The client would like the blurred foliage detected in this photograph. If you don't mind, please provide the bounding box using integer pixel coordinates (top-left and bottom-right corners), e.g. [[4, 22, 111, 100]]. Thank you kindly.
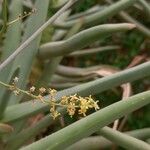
[[73, 0, 99, 13]]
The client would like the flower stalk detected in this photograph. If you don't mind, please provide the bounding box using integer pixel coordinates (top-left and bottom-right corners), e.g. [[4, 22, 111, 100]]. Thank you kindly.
[[0, 77, 100, 119]]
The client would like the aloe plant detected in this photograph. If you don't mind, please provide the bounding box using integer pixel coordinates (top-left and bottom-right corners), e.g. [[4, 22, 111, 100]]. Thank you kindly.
[[0, 0, 149, 149]]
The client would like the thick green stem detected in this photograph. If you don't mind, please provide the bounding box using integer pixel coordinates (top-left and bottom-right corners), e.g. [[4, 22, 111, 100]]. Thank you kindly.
[[98, 127, 150, 150], [67, 45, 120, 57], [67, 128, 150, 150], [106, 0, 150, 37], [7, 0, 50, 105], [139, 0, 150, 18], [56, 65, 117, 77], [37, 21, 82, 87], [0, 0, 78, 72], [53, 0, 138, 29], [120, 12, 150, 37], [0, 0, 22, 117], [1, 61, 150, 123], [21, 91, 150, 150]]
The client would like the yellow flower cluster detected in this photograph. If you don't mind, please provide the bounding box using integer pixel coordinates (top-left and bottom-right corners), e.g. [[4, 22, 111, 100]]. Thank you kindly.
[[0, 77, 100, 119], [7, 8, 37, 26], [60, 94, 100, 118]]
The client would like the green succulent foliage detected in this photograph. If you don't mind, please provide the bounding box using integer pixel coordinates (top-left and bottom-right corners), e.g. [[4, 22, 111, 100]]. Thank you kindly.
[[0, 0, 149, 149]]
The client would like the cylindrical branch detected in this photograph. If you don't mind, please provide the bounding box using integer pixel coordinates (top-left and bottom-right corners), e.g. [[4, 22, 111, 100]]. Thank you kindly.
[[39, 23, 135, 59], [67, 5, 103, 21], [0, 0, 78, 72], [106, 0, 150, 37], [97, 127, 150, 150], [67, 128, 150, 150], [21, 90, 150, 150], [51, 10, 71, 41], [120, 12, 150, 37], [2, 61, 150, 124], [49, 82, 79, 90], [0, 0, 22, 118], [53, 0, 138, 29], [51, 74, 97, 83], [67, 45, 120, 57], [56, 64, 119, 77], [52, 0, 69, 9], [139, 0, 150, 18], [56, 65, 93, 77]]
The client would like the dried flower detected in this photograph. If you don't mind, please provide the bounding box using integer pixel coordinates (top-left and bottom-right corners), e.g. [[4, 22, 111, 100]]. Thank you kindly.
[[39, 87, 46, 94], [30, 86, 36, 93], [13, 77, 19, 84], [49, 88, 57, 97]]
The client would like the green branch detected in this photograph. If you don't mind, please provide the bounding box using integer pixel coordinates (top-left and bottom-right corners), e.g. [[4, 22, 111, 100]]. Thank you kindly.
[[39, 23, 135, 59], [21, 91, 150, 150]]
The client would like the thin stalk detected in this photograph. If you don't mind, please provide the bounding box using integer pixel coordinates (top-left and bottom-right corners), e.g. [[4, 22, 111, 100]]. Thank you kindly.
[[67, 46, 120, 57], [53, 0, 139, 29], [139, 0, 150, 17], [106, 0, 150, 37], [36, 21, 82, 88]]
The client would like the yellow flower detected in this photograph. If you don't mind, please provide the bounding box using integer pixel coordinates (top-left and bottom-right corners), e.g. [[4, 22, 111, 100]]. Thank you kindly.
[[69, 94, 78, 103], [67, 102, 76, 117], [50, 106, 60, 119], [60, 96, 69, 105], [50, 110, 60, 119], [79, 97, 90, 109], [91, 100, 100, 111], [86, 95, 100, 110], [78, 106, 87, 116], [49, 88, 57, 97]]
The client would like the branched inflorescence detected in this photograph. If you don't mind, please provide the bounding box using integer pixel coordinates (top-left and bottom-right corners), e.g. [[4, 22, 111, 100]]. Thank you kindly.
[[7, 8, 37, 26], [0, 77, 100, 119]]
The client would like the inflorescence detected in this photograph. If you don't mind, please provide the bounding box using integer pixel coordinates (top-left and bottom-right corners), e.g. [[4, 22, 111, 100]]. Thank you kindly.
[[0, 77, 100, 119], [7, 8, 37, 26]]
